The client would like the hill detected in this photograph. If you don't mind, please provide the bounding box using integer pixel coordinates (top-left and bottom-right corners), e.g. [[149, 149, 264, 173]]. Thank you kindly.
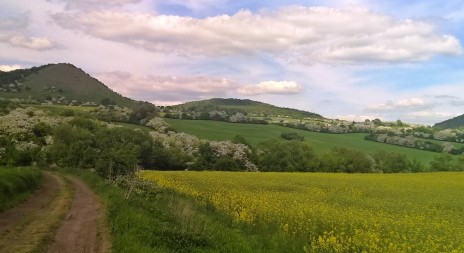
[[172, 98, 323, 118], [434, 114, 464, 129], [0, 63, 137, 108]]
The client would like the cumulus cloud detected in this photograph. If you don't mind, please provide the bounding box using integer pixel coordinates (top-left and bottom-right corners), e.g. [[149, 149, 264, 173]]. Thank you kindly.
[[95, 71, 237, 103], [407, 111, 456, 119], [50, 0, 141, 10], [237, 81, 303, 95], [0, 64, 22, 72], [0, 13, 57, 50], [365, 98, 435, 112], [51, 7, 462, 64]]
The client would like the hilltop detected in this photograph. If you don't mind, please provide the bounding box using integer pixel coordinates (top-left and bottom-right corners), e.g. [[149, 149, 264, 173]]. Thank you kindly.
[[434, 114, 464, 129], [0, 63, 136, 108], [171, 98, 323, 119]]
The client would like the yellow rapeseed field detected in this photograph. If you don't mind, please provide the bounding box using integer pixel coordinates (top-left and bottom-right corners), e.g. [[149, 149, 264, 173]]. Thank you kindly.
[[139, 171, 464, 253]]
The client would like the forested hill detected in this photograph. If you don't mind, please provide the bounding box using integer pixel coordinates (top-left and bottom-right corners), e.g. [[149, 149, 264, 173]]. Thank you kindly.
[[0, 63, 137, 108], [173, 98, 323, 118], [434, 114, 464, 129]]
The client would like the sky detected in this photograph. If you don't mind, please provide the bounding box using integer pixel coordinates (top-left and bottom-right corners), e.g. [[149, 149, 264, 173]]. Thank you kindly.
[[1, 0, 463, 125]]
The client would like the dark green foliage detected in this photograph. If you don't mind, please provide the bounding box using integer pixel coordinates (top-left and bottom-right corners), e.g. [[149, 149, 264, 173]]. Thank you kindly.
[[32, 122, 52, 137], [372, 151, 410, 173], [60, 109, 75, 117], [0, 99, 16, 115], [100, 97, 115, 106], [321, 147, 374, 173], [129, 102, 159, 124], [232, 135, 252, 148], [0, 167, 42, 212], [257, 140, 319, 172], [429, 154, 464, 171], [281, 132, 304, 141], [50, 124, 96, 168], [94, 128, 147, 179]]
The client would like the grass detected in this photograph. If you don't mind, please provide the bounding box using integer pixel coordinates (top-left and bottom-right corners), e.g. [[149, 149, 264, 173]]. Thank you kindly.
[[60, 168, 269, 253], [141, 171, 464, 253], [165, 119, 440, 164], [0, 167, 42, 212]]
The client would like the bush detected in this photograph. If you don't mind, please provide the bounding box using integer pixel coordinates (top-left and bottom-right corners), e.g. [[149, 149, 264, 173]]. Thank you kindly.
[[281, 132, 304, 141], [257, 140, 319, 172], [321, 147, 375, 173]]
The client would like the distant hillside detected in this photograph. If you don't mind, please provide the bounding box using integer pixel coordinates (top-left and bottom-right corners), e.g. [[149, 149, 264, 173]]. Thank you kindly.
[[173, 98, 323, 118], [0, 63, 137, 108], [434, 114, 464, 129]]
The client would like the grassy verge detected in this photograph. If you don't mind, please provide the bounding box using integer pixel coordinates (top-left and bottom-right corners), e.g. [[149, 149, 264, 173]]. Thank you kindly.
[[0, 167, 43, 212], [59, 168, 270, 253]]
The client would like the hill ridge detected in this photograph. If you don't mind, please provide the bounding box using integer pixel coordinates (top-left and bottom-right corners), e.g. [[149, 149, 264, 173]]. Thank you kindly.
[[434, 114, 464, 129], [173, 98, 323, 119], [0, 63, 137, 108]]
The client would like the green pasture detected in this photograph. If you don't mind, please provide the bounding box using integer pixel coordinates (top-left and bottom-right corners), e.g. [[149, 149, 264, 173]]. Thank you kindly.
[[165, 119, 437, 164]]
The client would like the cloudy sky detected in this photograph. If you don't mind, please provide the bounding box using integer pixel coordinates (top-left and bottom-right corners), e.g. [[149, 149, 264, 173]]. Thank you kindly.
[[1, 0, 464, 124]]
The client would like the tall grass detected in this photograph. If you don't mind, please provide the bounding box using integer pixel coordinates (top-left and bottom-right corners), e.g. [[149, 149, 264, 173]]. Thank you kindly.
[[0, 167, 42, 212]]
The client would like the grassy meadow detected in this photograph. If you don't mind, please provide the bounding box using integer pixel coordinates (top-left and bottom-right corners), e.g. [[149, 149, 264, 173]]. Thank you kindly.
[[140, 171, 464, 253], [0, 167, 42, 212], [165, 119, 438, 164]]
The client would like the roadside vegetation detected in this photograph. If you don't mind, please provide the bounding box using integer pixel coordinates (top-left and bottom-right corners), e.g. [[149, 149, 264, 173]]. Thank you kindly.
[[0, 167, 42, 212], [62, 168, 266, 253]]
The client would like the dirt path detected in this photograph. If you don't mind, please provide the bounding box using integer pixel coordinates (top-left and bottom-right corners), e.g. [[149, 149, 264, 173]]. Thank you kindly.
[[46, 176, 111, 253], [0, 172, 111, 253], [0, 172, 71, 253]]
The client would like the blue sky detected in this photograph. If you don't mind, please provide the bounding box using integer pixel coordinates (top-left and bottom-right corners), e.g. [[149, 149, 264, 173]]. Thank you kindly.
[[0, 0, 463, 124]]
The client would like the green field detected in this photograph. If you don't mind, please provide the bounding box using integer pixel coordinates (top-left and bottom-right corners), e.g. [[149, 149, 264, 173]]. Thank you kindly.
[[141, 171, 464, 253], [0, 167, 42, 212], [165, 119, 438, 164]]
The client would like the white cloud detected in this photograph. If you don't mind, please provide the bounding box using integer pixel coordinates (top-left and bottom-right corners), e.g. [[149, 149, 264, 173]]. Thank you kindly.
[[3, 34, 56, 50], [407, 111, 456, 119], [0, 64, 22, 72], [237, 81, 302, 95], [50, 0, 141, 10], [0, 12, 57, 50], [365, 97, 435, 112], [95, 71, 237, 103], [51, 6, 462, 64]]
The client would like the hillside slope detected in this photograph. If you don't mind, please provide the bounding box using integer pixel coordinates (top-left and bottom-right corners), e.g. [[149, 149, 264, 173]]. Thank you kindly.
[[434, 114, 464, 129], [0, 63, 136, 108], [173, 98, 323, 118]]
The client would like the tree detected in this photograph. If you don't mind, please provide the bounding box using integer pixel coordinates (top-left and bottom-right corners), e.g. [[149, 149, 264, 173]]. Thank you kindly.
[[129, 102, 158, 124], [257, 140, 319, 172], [373, 151, 410, 173], [429, 154, 462, 171], [321, 147, 375, 173]]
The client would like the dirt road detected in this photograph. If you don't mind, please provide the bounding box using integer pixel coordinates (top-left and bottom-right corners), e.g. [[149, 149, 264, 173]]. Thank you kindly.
[[47, 176, 111, 253], [0, 172, 110, 253]]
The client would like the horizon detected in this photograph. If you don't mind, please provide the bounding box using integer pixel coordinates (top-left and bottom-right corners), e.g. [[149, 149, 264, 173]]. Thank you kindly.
[[1, 0, 463, 125]]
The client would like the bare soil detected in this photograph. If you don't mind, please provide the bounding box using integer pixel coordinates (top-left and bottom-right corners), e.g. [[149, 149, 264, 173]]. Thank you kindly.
[[46, 176, 111, 253], [0, 172, 110, 253]]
